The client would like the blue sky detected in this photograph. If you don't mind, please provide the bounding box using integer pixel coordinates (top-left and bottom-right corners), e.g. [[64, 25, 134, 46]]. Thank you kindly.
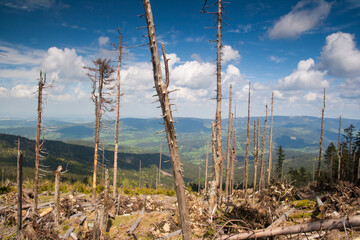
[[0, 0, 360, 120]]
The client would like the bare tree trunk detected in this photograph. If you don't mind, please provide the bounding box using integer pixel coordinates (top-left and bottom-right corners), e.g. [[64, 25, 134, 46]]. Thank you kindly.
[[102, 141, 105, 182], [267, 92, 274, 185], [113, 32, 122, 199], [219, 215, 360, 240], [17, 138, 23, 239], [209, 122, 219, 212], [252, 119, 259, 203], [209, 0, 224, 215], [139, 160, 141, 188], [142, 1, 192, 238], [205, 141, 209, 191], [337, 116, 342, 181], [225, 84, 232, 199], [54, 166, 62, 227], [244, 81, 250, 195], [230, 106, 237, 196], [259, 105, 268, 191], [317, 88, 325, 180], [34, 71, 45, 211], [92, 95, 100, 202], [158, 143, 162, 188], [198, 165, 201, 193]]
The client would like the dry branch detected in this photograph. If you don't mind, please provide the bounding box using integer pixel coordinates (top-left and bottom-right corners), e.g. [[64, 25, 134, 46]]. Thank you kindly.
[[219, 215, 360, 240], [127, 208, 145, 235]]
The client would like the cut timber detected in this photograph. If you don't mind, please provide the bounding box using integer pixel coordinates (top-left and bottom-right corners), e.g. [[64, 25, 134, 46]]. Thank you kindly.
[[218, 215, 360, 240], [39, 207, 53, 217], [127, 208, 145, 235], [267, 208, 295, 229]]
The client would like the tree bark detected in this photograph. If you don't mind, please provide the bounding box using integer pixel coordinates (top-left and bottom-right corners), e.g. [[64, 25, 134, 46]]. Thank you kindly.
[[225, 84, 232, 199], [230, 106, 236, 196], [17, 138, 23, 239], [317, 88, 325, 180], [205, 141, 209, 191], [218, 215, 360, 240], [54, 166, 62, 227], [34, 71, 45, 211], [267, 92, 274, 185], [252, 119, 259, 203], [337, 116, 342, 182], [113, 32, 122, 199], [259, 105, 268, 191], [142, 1, 192, 238], [244, 81, 250, 195]]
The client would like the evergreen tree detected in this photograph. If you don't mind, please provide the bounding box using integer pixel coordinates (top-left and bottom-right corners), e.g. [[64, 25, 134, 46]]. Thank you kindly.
[[324, 143, 338, 180], [276, 145, 285, 180]]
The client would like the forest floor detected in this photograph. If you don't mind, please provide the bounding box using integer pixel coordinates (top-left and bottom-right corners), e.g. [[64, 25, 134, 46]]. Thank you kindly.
[[0, 181, 360, 239]]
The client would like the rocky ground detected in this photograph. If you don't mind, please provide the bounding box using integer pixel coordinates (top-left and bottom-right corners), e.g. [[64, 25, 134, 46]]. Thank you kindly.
[[0, 181, 360, 239]]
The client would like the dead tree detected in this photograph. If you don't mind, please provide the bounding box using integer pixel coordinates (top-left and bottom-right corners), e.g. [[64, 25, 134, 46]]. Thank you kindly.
[[33, 71, 54, 211], [16, 138, 23, 239], [204, 141, 209, 191], [158, 143, 162, 188], [336, 117, 342, 181], [259, 105, 268, 191], [198, 164, 201, 193], [267, 92, 274, 185], [225, 84, 233, 199], [142, 1, 192, 238], [252, 119, 259, 203], [113, 30, 123, 199], [54, 165, 62, 227], [230, 107, 236, 195], [202, 0, 224, 216], [244, 81, 250, 194], [317, 88, 326, 180], [85, 58, 115, 202], [139, 159, 141, 188]]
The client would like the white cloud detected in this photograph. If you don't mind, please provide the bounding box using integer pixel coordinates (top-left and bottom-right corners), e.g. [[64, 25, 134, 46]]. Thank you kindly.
[[0, 45, 45, 65], [269, 55, 286, 63], [304, 92, 318, 101], [2, 0, 56, 10], [185, 36, 205, 43], [98, 36, 110, 47], [223, 64, 242, 85], [11, 84, 37, 98], [0, 87, 9, 97], [268, 0, 331, 39], [222, 45, 241, 64], [41, 47, 86, 83], [277, 58, 329, 90], [320, 32, 360, 78], [273, 90, 284, 99]]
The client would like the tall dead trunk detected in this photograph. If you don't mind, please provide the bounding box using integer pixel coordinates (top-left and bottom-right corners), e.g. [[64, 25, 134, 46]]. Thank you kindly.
[[259, 105, 268, 191], [92, 94, 100, 202], [209, 121, 219, 212], [244, 81, 250, 194], [102, 141, 105, 182], [17, 138, 23, 239], [317, 88, 325, 180], [225, 84, 233, 199], [204, 141, 209, 191], [34, 71, 46, 211], [337, 116, 342, 181], [139, 159, 141, 188], [267, 92, 274, 185], [113, 32, 122, 199], [54, 166, 62, 227], [158, 143, 162, 188], [252, 119, 259, 203], [198, 164, 201, 193], [230, 107, 236, 196], [142, 1, 192, 238]]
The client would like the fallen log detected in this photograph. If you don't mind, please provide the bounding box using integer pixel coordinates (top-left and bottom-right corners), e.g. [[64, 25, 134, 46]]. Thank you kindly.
[[158, 229, 182, 239], [267, 208, 295, 229], [127, 208, 145, 235], [63, 226, 75, 239], [219, 215, 360, 240]]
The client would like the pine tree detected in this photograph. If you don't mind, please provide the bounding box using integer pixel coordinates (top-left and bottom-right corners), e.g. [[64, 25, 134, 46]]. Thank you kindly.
[[276, 145, 285, 180]]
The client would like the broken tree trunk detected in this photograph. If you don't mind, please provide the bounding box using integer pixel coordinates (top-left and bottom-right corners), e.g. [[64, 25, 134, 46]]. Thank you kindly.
[[218, 215, 360, 240], [159, 143, 162, 188], [17, 138, 23, 239], [113, 30, 122, 199], [252, 119, 259, 203], [267, 208, 295, 229], [230, 106, 236, 196], [267, 92, 274, 185], [139, 159, 141, 188], [259, 105, 268, 191], [34, 71, 46, 211], [205, 141, 209, 191], [142, 1, 192, 238], [225, 84, 233, 199], [54, 166, 62, 227], [317, 88, 325, 180], [244, 81, 250, 195]]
